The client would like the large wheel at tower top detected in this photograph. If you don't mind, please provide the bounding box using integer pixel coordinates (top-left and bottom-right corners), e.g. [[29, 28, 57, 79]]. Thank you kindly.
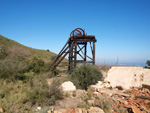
[[70, 28, 85, 37]]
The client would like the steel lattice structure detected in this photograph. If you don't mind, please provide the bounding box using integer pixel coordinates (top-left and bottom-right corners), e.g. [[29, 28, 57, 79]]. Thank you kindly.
[[52, 28, 97, 71]]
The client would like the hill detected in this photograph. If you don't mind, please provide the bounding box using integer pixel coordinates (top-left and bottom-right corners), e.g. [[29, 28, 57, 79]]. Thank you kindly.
[[0, 35, 56, 62]]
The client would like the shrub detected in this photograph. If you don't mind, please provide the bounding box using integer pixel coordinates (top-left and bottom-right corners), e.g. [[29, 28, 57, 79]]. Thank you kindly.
[[8, 46, 30, 58], [0, 58, 26, 80], [0, 80, 32, 113], [71, 64, 103, 90], [26, 57, 52, 74], [0, 48, 8, 60], [94, 94, 113, 113], [51, 55, 57, 61], [147, 60, 150, 66], [0, 74, 64, 112], [27, 75, 63, 106]]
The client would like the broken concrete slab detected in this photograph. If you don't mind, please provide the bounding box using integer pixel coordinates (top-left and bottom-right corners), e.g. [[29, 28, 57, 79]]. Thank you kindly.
[[105, 66, 150, 89]]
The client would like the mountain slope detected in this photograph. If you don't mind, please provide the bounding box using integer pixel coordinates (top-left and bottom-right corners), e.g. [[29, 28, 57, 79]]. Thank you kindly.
[[0, 35, 56, 62]]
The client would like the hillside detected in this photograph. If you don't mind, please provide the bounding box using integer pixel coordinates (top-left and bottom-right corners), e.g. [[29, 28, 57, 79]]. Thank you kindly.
[[0, 35, 56, 62]]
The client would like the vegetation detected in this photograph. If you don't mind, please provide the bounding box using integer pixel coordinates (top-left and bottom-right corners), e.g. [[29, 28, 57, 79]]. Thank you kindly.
[[94, 94, 113, 113], [0, 35, 57, 62], [0, 57, 63, 112], [0, 35, 64, 112], [70, 64, 103, 90], [0, 74, 63, 112], [0, 35, 108, 112], [147, 60, 150, 66], [0, 58, 26, 80]]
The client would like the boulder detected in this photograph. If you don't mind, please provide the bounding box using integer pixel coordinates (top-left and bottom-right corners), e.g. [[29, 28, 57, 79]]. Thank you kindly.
[[105, 67, 150, 89], [61, 81, 76, 92], [88, 107, 104, 113], [87, 100, 95, 105], [0, 108, 3, 112], [75, 108, 82, 113]]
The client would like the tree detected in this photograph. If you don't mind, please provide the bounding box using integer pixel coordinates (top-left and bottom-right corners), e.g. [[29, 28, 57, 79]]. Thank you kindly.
[[147, 60, 150, 66]]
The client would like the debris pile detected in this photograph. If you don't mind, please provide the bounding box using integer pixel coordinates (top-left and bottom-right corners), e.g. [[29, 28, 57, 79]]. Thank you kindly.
[[90, 83, 150, 113], [121, 88, 150, 113]]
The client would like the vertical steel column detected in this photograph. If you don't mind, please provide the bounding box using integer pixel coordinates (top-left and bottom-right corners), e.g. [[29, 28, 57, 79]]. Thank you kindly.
[[68, 40, 73, 71], [84, 42, 87, 61], [74, 41, 77, 67], [93, 42, 95, 65]]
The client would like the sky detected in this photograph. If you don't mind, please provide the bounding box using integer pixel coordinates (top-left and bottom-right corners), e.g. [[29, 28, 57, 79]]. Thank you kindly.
[[0, 0, 150, 65]]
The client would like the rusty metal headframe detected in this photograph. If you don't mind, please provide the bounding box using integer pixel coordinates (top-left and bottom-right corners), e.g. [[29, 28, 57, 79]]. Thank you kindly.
[[51, 28, 97, 72], [70, 28, 85, 37]]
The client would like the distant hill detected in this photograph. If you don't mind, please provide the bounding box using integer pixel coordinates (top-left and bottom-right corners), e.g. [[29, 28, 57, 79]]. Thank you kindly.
[[0, 35, 57, 62]]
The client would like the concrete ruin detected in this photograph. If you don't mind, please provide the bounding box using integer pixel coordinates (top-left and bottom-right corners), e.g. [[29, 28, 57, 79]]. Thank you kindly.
[[105, 66, 150, 89]]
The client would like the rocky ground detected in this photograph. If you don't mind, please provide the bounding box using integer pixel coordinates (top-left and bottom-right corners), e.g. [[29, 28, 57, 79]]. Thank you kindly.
[[1, 66, 150, 113], [35, 66, 150, 113], [31, 84, 150, 113]]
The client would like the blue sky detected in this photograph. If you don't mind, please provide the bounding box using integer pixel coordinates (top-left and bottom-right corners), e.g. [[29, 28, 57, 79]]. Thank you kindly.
[[0, 0, 150, 65]]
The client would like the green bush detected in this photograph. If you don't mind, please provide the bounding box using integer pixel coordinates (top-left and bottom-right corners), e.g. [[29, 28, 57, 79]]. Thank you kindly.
[[147, 60, 150, 66], [0, 74, 64, 112], [27, 75, 63, 106], [71, 64, 103, 90], [50, 55, 57, 61], [0, 80, 32, 113], [0, 58, 26, 80], [94, 94, 113, 113], [0, 48, 8, 60], [26, 57, 52, 74]]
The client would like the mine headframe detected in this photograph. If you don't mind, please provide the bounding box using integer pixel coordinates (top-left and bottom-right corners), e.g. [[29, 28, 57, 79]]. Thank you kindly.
[[51, 28, 97, 72]]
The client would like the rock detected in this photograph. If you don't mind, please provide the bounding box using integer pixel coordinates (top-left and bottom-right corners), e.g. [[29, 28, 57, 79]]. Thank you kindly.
[[75, 108, 82, 113], [66, 108, 75, 113], [106, 66, 150, 89], [54, 109, 66, 113], [90, 81, 111, 91], [47, 110, 51, 113], [0, 108, 3, 112], [131, 105, 142, 113], [88, 107, 104, 113], [54, 111, 57, 113], [87, 100, 95, 105], [35, 106, 41, 111], [82, 108, 87, 113], [93, 91, 100, 97], [95, 88, 129, 97], [144, 100, 150, 104], [54, 98, 82, 110], [61, 81, 76, 92]]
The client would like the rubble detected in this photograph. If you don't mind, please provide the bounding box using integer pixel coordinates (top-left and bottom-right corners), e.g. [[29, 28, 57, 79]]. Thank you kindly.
[[111, 88, 150, 112], [90, 81, 111, 89], [89, 79, 150, 113]]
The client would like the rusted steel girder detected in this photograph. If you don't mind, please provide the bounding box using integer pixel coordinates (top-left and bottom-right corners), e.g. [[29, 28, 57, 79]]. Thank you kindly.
[[51, 28, 97, 72]]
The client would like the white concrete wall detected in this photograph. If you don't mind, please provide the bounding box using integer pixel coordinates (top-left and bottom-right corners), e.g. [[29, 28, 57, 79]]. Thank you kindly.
[[105, 67, 150, 89]]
